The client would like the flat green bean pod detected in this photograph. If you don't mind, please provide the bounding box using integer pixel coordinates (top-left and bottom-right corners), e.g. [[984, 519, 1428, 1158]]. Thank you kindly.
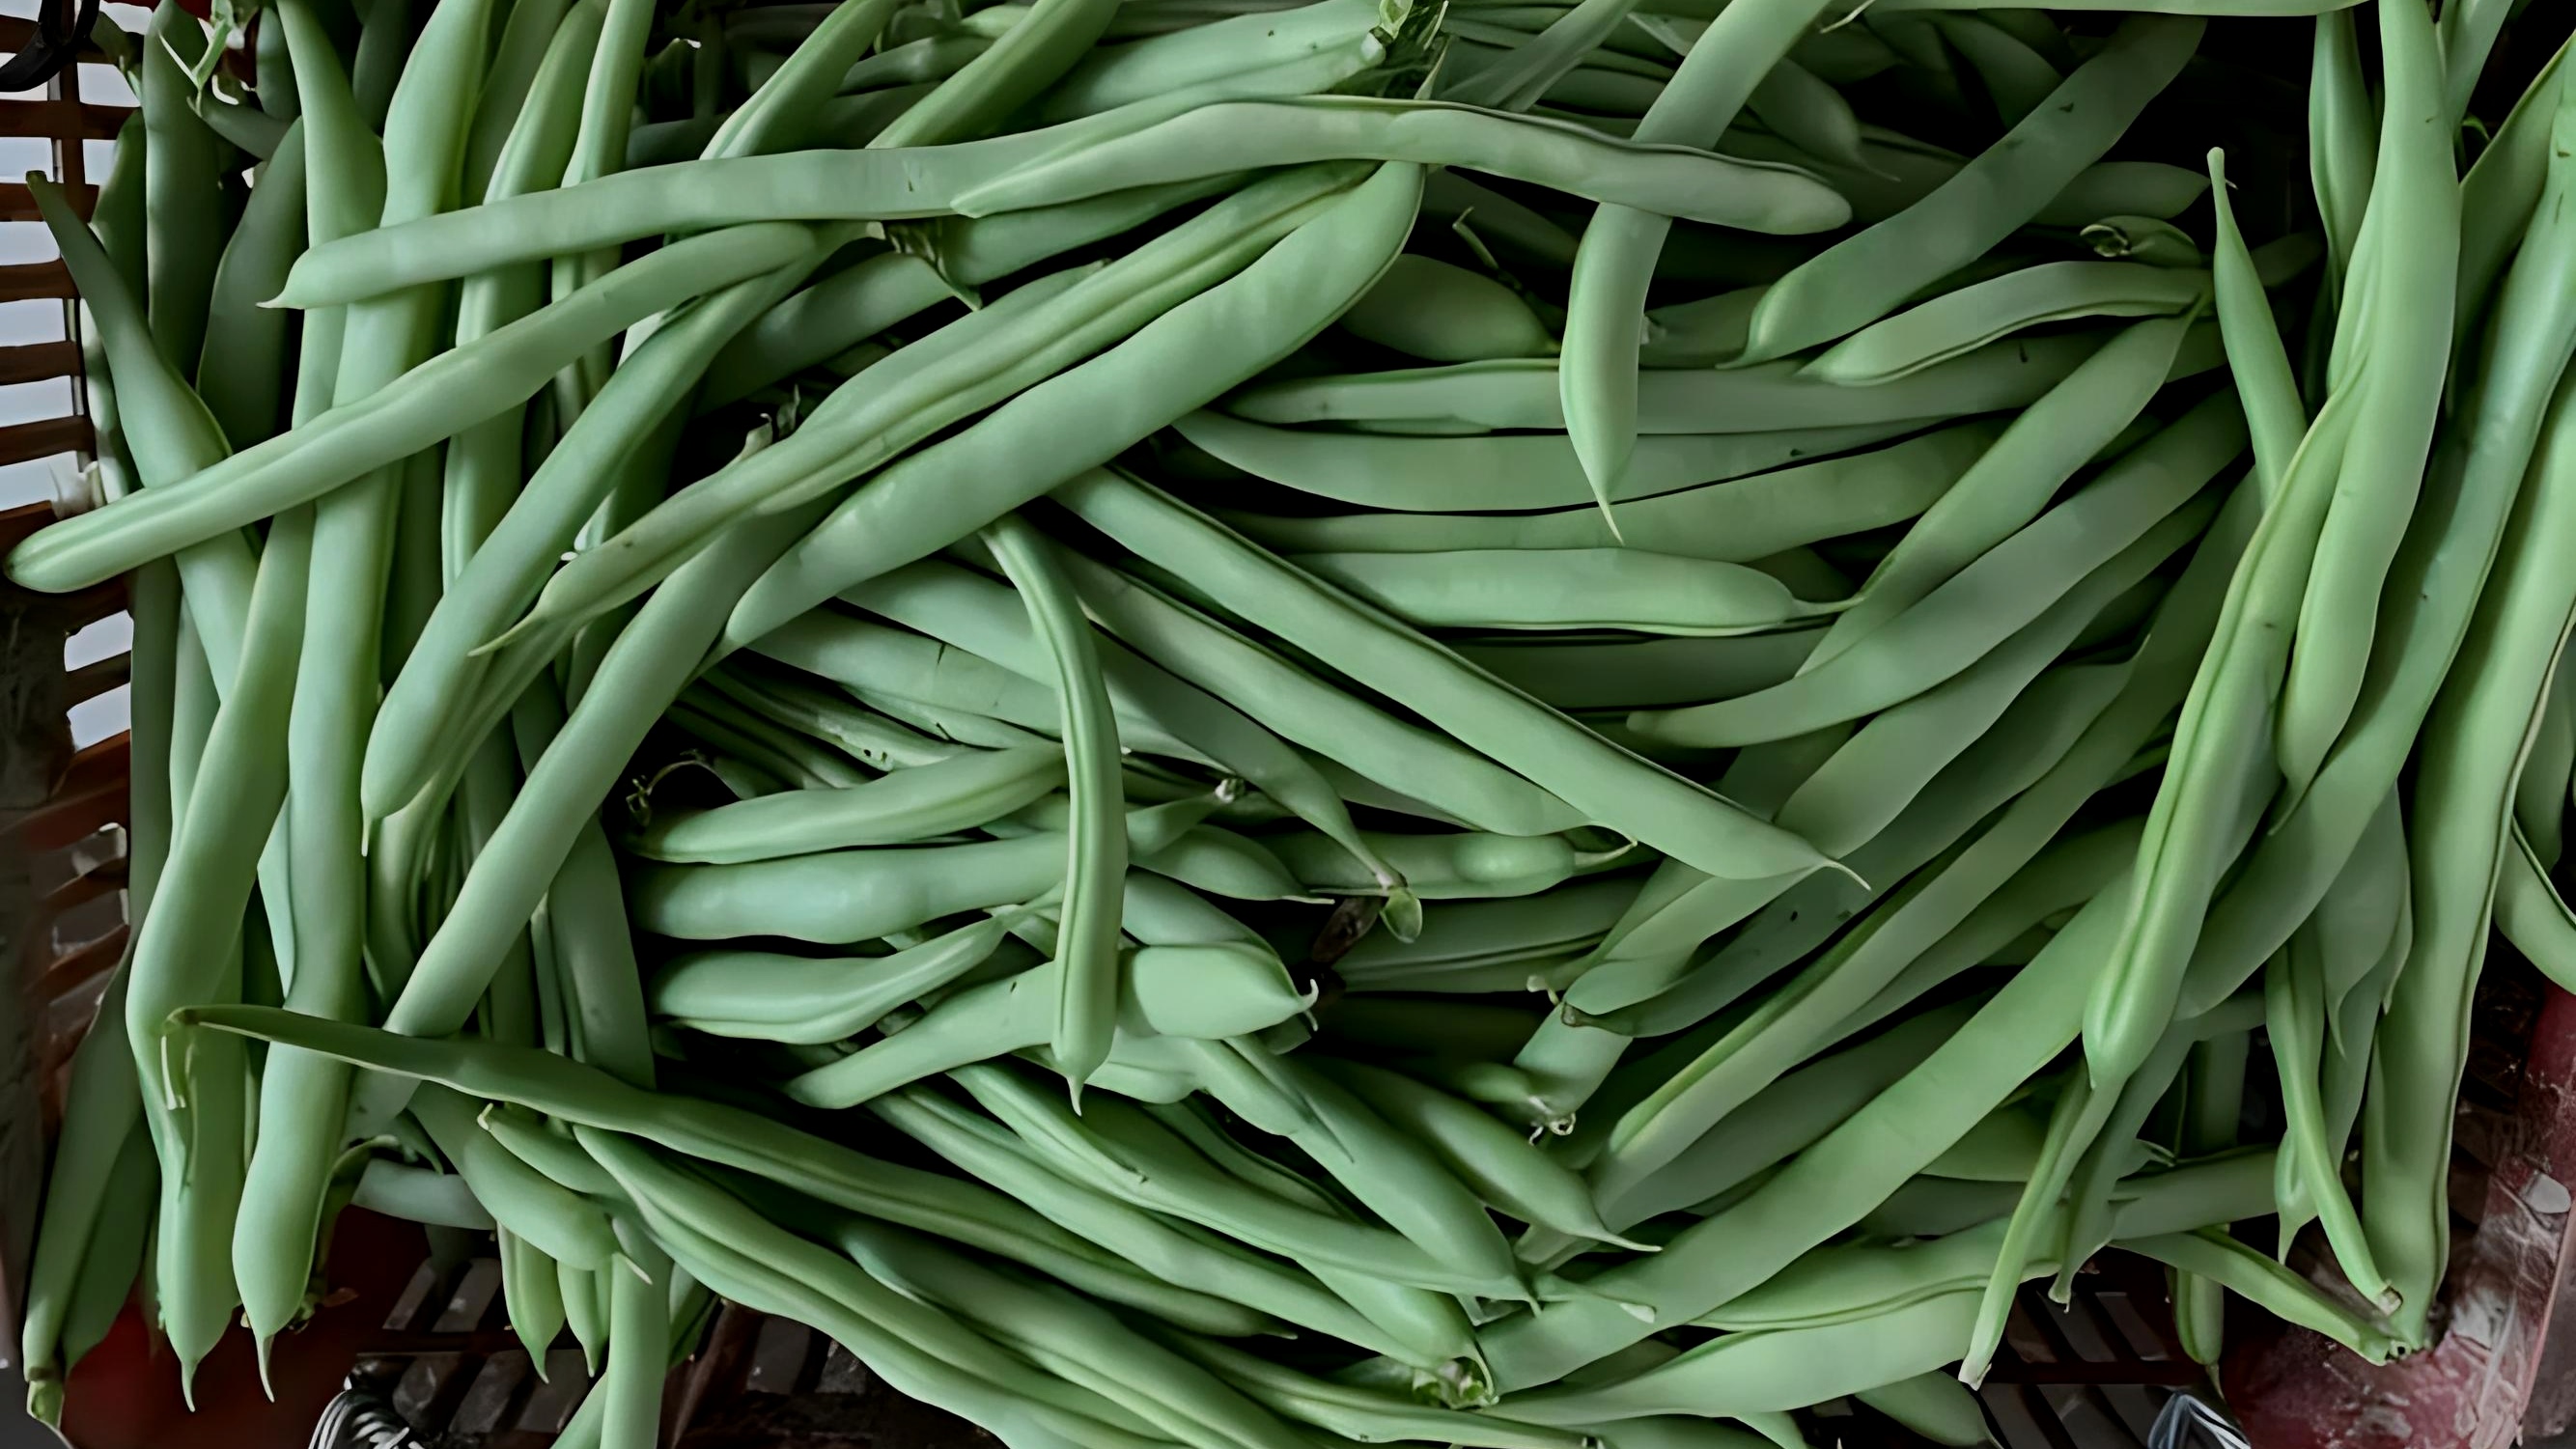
[[1473, 879, 2126, 1390], [1340, 255, 1557, 362], [1492, 1291, 1979, 1423], [1293, 548, 1840, 635], [1739, 16, 2204, 364], [651, 914, 1032, 1044], [1231, 329, 2118, 432], [629, 746, 1067, 863], [1632, 394, 2245, 745], [1455, 633, 1819, 711], [1804, 261, 2207, 386], [1175, 409, 1937, 512], [1060, 472, 1825, 882], [1225, 424, 1984, 563], [956, 98, 1849, 233]]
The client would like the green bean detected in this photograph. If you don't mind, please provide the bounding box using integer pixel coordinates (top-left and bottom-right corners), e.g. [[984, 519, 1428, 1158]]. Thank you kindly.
[[633, 797, 1210, 942], [581, 1129, 1165, 1449], [351, 1159, 497, 1230], [813, 1208, 1315, 1449], [1933, 13, 2058, 122], [784, 939, 1309, 1106], [1596, 997, 1975, 1237], [194, 125, 307, 453], [2169, 76, 2576, 1025], [2520, 663, 2573, 866], [1316, 1058, 1641, 1246], [1806, 262, 2205, 386], [1268, 829, 1626, 901], [630, 745, 1063, 861], [1233, 329, 2127, 432], [1475, 873, 2128, 1389], [195, 1001, 1274, 1335], [670, 686, 872, 791], [2263, 938, 2390, 1304], [2308, 10, 2373, 293], [54, 1125, 154, 1385], [991, 516, 1126, 1096], [751, 612, 1081, 744], [442, 0, 607, 583], [2125, 1230, 2394, 1362], [2499, 824, 2576, 993], [1498, 1291, 1979, 1423], [1453, 632, 1821, 711], [1060, 472, 1827, 882], [2205, 151, 2306, 508], [559, 1263, 605, 1375], [871, 0, 1119, 148], [2369, 371, 2576, 1343], [124, 498, 309, 1388], [1341, 255, 1555, 362], [1336, 879, 1637, 987], [411, 1085, 622, 1269], [524, 170, 1370, 638], [1421, 170, 1581, 266], [141, 2, 224, 377], [2277, 0, 2458, 801], [498, 1227, 568, 1374], [653, 914, 1031, 1043], [18, 965, 144, 1421], [960, 1063, 1523, 1296], [1175, 408, 1933, 512], [20, 181, 258, 686], [1741, 17, 2203, 364], [597, 1228, 671, 1449], [1049, 0, 1388, 118], [707, 662, 970, 768], [1579, 660, 2130, 1047], [1442, 0, 1644, 113], [956, 99, 1846, 233], [850, 560, 1406, 895], [1294, 547, 1838, 635], [1802, 320, 2195, 677], [2455, 40, 2568, 359], [460, 0, 579, 199], [1632, 394, 2244, 745], [8, 218, 812, 605], [699, 250, 948, 407], [2081, 395, 2366, 1095]]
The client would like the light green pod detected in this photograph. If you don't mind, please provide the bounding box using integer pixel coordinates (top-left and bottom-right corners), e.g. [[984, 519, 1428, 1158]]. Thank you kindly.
[[650, 913, 1032, 1043], [627, 744, 1066, 862], [1292, 548, 1839, 635], [1804, 262, 2207, 385], [1341, 254, 1556, 361]]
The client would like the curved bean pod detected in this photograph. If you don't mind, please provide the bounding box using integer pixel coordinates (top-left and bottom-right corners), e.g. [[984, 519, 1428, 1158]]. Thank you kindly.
[[1174, 408, 1932, 512], [1805, 262, 2205, 386], [1743, 15, 2202, 366], [2277, 0, 2458, 800], [956, 98, 1849, 233], [1632, 393, 2245, 745], [1057, 471, 1825, 881], [652, 914, 1031, 1043], [630, 745, 1066, 862], [1291, 547, 1836, 635]]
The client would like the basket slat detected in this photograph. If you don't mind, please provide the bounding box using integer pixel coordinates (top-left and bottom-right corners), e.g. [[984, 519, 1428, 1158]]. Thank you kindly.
[[0, 99, 126, 141], [0, 339, 85, 386], [0, 414, 93, 466], [0, 261, 78, 304]]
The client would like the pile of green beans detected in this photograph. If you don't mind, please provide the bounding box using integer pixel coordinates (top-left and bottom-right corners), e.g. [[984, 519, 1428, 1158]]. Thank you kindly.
[[19, 0, 2576, 1441]]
